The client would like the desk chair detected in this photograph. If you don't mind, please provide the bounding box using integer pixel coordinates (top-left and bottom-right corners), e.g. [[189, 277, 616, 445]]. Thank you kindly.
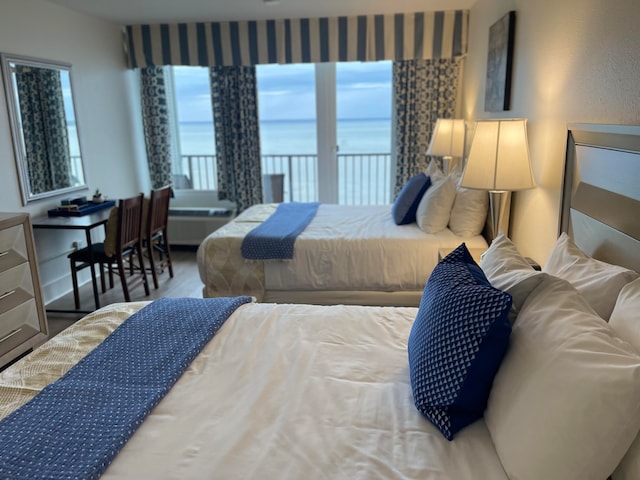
[[145, 185, 174, 289], [68, 194, 150, 309]]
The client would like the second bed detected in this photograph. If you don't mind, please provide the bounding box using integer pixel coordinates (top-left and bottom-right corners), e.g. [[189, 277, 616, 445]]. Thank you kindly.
[[197, 203, 488, 306]]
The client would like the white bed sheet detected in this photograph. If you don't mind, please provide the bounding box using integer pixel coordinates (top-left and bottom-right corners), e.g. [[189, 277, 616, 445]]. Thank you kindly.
[[197, 204, 488, 303], [265, 204, 488, 291], [0, 301, 507, 479]]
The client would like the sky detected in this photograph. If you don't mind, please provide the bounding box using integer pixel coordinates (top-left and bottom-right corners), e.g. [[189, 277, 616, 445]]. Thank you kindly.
[[172, 61, 392, 123]]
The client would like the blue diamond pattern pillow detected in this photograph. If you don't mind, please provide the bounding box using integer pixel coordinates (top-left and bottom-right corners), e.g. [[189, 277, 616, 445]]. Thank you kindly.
[[392, 173, 431, 225], [408, 243, 512, 440]]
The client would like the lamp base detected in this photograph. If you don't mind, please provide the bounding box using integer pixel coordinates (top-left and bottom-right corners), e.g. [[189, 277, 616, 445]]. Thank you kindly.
[[488, 191, 512, 240]]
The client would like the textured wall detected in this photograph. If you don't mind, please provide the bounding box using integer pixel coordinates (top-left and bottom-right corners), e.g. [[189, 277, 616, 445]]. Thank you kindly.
[[0, 0, 146, 301], [462, 0, 640, 263]]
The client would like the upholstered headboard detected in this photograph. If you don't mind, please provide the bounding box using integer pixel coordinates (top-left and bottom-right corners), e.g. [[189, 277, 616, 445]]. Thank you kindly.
[[560, 123, 640, 272]]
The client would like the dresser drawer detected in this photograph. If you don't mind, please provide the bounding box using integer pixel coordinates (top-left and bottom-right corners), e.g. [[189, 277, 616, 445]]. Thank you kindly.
[[0, 213, 47, 369], [0, 263, 35, 315], [0, 224, 28, 274], [0, 300, 41, 358]]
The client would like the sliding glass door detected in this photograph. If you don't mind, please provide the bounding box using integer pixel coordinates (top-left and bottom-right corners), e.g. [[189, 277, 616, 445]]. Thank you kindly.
[[256, 61, 392, 204], [256, 63, 318, 202], [167, 61, 392, 203], [336, 61, 392, 205]]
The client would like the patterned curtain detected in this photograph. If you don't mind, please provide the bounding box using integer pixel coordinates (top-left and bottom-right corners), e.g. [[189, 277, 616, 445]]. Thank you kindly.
[[210, 66, 262, 212], [393, 58, 462, 196], [14, 66, 71, 194], [140, 67, 173, 188]]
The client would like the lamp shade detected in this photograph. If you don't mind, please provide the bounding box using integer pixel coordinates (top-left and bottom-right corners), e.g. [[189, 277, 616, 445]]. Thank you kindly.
[[461, 119, 535, 191], [426, 119, 466, 158]]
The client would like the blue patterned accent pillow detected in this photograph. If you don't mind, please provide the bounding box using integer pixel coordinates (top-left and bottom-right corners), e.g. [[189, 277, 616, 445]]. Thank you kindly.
[[392, 173, 431, 225], [408, 243, 512, 440]]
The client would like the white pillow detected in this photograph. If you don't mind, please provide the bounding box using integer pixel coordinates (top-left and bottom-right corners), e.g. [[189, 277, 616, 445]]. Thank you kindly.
[[480, 232, 546, 322], [448, 186, 488, 237], [415, 175, 456, 234], [485, 274, 640, 480], [543, 233, 639, 320], [609, 278, 640, 353], [609, 278, 640, 480]]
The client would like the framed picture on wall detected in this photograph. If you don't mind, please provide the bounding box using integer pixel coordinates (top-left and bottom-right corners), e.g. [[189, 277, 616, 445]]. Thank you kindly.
[[484, 11, 516, 112]]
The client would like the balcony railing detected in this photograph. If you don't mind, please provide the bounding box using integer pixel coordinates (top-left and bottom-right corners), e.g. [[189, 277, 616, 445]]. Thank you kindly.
[[175, 153, 393, 205]]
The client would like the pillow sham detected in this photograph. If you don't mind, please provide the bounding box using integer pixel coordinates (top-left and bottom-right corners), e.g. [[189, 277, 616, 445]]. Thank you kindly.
[[485, 274, 640, 480], [391, 173, 432, 225], [543, 233, 639, 320], [609, 279, 640, 480], [448, 186, 488, 237], [480, 232, 546, 323], [415, 175, 456, 234], [609, 278, 640, 353], [408, 243, 512, 440]]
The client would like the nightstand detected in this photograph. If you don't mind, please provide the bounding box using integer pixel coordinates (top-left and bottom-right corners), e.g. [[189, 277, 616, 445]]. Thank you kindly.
[[438, 247, 486, 265]]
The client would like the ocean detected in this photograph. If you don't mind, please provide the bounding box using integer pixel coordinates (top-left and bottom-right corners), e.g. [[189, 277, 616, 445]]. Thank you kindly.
[[178, 118, 391, 155], [178, 118, 393, 204]]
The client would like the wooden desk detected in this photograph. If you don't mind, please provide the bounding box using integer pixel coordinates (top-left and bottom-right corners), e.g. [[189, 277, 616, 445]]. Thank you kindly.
[[31, 209, 111, 312]]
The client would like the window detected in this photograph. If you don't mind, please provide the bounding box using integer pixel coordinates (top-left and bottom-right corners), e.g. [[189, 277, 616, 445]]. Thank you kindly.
[[336, 61, 392, 204], [167, 61, 393, 203], [170, 66, 216, 190], [256, 61, 392, 204]]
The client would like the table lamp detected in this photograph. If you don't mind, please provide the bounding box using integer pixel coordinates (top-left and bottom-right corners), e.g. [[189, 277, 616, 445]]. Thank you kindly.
[[460, 118, 535, 238], [426, 119, 466, 173]]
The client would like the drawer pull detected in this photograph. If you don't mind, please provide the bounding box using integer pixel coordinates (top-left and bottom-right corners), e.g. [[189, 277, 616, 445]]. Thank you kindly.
[[0, 290, 16, 301], [0, 251, 8, 258], [0, 328, 22, 344]]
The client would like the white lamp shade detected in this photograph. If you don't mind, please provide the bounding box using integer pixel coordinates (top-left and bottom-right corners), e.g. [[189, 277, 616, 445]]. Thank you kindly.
[[426, 119, 466, 158], [461, 119, 536, 191]]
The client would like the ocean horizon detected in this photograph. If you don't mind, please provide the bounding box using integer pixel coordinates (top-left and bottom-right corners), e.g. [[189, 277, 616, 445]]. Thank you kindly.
[[177, 117, 393, 203], [178, 117, 392, 156]]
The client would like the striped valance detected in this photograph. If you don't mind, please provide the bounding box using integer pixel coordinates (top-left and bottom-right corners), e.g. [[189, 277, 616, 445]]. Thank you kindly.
[[125, 10, 468, 68]]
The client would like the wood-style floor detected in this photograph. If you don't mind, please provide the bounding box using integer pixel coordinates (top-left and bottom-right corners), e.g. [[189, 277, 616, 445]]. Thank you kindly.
[[46, 248, 203, 338]]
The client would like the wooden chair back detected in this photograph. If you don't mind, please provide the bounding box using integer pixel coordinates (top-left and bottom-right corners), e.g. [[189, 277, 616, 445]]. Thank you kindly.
[[116, 193, 144, 254], [147, 186, 172, 240]]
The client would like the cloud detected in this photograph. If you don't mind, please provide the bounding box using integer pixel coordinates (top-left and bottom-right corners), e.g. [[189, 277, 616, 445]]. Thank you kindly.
[[173, 61, 392, 122]]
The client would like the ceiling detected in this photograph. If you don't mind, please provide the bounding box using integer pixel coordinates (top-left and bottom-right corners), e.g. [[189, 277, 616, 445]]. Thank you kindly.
[[43, 0, 476, 25]]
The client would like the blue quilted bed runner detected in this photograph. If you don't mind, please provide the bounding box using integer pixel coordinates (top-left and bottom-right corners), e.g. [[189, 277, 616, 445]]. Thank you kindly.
[[241, 201, 320, 260], [0, 296, 252, 480]]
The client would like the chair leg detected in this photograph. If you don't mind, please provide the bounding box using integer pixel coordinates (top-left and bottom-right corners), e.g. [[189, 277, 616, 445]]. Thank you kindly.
[[116, 258, 131, 302], [108, 264, 114, 289], [70, 259, 80, 310], [137, 243, 150, 296], [148, 239, 159, 290], [163, 230, 174, 278], [99, 262, 106, 293]]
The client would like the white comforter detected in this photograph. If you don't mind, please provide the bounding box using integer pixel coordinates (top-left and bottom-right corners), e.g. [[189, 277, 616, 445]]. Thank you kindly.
[[197, 204, 488, 302], [0, 301, 507, 479], [265, 204, 488, 291]]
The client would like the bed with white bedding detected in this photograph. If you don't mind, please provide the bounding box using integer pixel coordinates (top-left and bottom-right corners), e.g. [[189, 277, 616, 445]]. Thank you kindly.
[[0, 301, 509, 479], [2, 123, 640, 479], [197, 203, 488, 306]]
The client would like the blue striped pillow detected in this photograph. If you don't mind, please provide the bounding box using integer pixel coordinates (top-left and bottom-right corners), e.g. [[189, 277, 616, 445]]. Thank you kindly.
[[391, 173, 431, 225], [408, 243, 512, 440]]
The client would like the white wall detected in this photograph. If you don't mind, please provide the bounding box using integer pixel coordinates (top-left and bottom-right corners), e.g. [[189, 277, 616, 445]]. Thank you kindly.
[[0, 0, 147, 301], [462, 0, 640, 264]]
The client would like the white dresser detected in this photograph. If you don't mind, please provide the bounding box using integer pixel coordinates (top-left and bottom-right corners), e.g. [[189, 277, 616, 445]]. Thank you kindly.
[[0, 212, 48, 369]]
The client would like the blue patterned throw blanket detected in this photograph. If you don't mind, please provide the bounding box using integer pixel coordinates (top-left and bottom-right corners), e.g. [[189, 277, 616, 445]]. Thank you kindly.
[[241, 202, 320, 260], [0, 296, 252, 480]]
